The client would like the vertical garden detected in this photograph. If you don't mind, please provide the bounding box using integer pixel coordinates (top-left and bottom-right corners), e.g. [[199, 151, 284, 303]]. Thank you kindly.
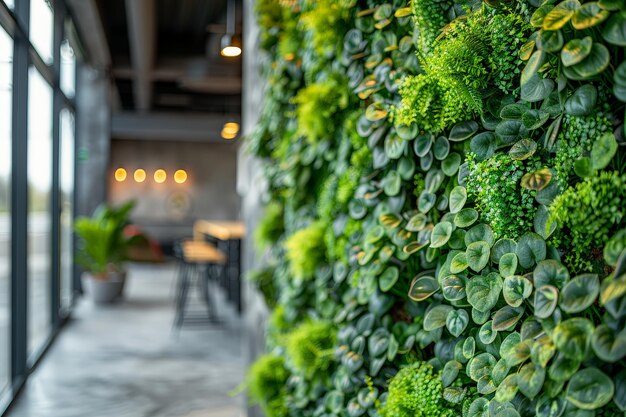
[[245, 0, 626, 416]]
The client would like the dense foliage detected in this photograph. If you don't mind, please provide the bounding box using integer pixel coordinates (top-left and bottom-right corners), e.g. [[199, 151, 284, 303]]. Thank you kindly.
[[246, 0, 626, 416]]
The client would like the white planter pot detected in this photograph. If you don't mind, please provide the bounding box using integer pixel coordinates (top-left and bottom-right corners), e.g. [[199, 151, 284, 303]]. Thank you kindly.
[[83, 271, 126, 304]]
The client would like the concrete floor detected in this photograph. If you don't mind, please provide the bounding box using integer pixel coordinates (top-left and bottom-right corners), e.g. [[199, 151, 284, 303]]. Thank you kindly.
[[6, 262, 245, 417]]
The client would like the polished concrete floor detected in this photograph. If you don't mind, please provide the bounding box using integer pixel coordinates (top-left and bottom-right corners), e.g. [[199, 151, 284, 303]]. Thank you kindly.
[[6, 263, 245, 417]]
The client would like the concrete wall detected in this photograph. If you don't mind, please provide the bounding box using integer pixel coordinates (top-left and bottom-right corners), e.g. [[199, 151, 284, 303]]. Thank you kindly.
[[239, 0, 270, 416], [108, 139, 240, 242]]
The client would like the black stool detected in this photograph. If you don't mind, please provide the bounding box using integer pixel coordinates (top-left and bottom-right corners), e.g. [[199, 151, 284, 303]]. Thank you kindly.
[[173, 239, 226, 328]]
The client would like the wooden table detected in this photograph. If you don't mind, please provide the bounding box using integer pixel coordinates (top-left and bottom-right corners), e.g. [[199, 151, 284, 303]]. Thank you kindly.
[[193, 220, 246, 314]]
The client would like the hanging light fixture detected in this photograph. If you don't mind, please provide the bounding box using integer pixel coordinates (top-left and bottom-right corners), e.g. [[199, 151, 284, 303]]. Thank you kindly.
[[220, 0, 241, 57]]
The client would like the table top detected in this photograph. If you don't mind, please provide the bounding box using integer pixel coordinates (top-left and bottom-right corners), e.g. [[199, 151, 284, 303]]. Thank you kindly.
[[193, 220, 246, 241]]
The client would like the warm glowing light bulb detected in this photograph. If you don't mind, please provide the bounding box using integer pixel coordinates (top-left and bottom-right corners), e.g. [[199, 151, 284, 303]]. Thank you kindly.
[[221, 46, 241, 57], [114, 168, 127, 182], [134, 169, 146, 183], [154, 169, 167, 183], [174, 170, 187, 184], [221, 122, 239, 140]]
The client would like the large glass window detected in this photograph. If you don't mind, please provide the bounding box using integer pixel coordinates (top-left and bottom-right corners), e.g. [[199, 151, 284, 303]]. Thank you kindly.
[[60, 109, 74, 310], [60, 39, 75, 99], [29, 0, 53, 65], [2, 0, 14, 10], [0, 27, 12, 397], [27, 67, 53, 357]]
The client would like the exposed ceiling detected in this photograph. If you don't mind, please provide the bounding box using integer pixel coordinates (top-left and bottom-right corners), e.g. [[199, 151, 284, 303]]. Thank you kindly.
[[93, 0, 243, 115]]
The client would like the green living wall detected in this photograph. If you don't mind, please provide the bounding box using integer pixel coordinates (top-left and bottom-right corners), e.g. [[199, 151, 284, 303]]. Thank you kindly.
[[245, 0, 626, 416]]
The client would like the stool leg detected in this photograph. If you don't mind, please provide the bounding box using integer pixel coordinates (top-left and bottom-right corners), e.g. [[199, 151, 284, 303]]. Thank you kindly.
[[174, 262, 191, 328]]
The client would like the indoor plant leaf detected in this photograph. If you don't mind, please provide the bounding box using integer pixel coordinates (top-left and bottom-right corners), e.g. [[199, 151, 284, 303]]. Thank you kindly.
[[552, 318, 594, 361], [533, 285, 559, 319], [454, 208, 479, 228], [591, 132, 618, 170], [517, 362, 546, 399], [449, 186, 467, 214], [379, 266, 399, 292], [591, 325, 626, 362], [431, 221, 453, 248], [466, 241, 491, 272], [446, 309, 470, 337], [521, 168, 553, 191], [424, 305, 454, 331], [560, 273, 600, 313], [561, 36, 593, 67], [467, 273, 503, 312], [572, 2, 610, 29], [565, 84, 597, 116], [534, 259, 570, 288], [499, 253, 519, 278], [509, 139, 538, 160], [409, 276, 440, 301], [566, 367, 615, 410], [602, 11, 626, 46], [492, 305, 524, 331], [517, 233, 547, 269], [503, 275, 532, 307]]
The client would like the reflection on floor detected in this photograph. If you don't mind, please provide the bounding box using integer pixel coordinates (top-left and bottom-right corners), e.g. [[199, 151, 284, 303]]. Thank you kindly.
[[7, 263, 245, 417]]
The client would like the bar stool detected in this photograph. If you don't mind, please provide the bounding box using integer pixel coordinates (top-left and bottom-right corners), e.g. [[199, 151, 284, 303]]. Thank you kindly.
[[173, 239, 226, 328]]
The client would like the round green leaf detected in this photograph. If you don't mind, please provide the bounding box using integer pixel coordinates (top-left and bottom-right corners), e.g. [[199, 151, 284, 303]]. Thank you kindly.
[[379, 266, 399, 292], [565, 84, 597, 116], [454, 208, 479, 228], [396, 123, 418, 140], [521, 168, 553, 191], [442, 360, 462, 387], [543, 0, 580, 30], [383, 171, 401, 196], [538, 29, 564, 52], [466, 241, 491, 272], [572, 2, 609, 29], [450, 252, 469, 274], [467, 397, 490, 417], [534, 285, 559, 319], [602, 11, 626, 46], [414, 133, 433, 157], [549, 352, 581, 382], [534, 259, 570, 288], [431, 221, 453, 248], [470, 132, 498, 161], [496, 120, 530, 144], [424, 305, 454, 331], [517, 362, 546, 399], [495, 374, 519, 403], [447, 309, 470, 337], [536, 395, 567, 417], [591, 325, 626, 362], [503, 275, 532, 307], [566, 367, 615, 410], [531, 335, 557, 368], [409, 276, 440, 301], [449, 121, 479, 142], [510, 139, 538, 160], [570, 43, 611, 78], [492, 239, 518, 264], [449, 186, 467, 214], [467, 273, 503, 312], [442, 275, 467, 301], [522, 74, 555, 102], [466, 224, 496, 247], [492, 305, 525, 331], [553, 318, 594, 361], [434, 135, 450, 160], [499, 253, 519, 278], [500, 332, 523, 365], [591, 132, 618, 170], [561, 36, 593, 67], [614, 370, 626, 411], [560, 273, 600, 313], [532, 4, 555, 27], [517, 233, 547, 269], [479, 320, 497, 345], [468, 352, 497, 382], [442, 152, 462, 176], [384, 132, 406, 159]]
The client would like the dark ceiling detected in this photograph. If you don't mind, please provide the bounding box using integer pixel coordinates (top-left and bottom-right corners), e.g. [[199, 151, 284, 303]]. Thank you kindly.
[[96, 0, 242, 114]]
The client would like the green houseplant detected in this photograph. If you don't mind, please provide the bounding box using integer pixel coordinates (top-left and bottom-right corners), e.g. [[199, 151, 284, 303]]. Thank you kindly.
[[75, 201, 136, 304]]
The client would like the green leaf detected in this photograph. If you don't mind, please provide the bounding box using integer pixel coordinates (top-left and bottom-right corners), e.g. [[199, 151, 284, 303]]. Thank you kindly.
[[431, 221, 453, 248], [614, 370, 626, 411], [466, 241, 491, 272], [534, 259, 570, 288], [536, 395, 566, 417], [454, 208, 479, 228], [442, 152, 462, 176], [413, 133, 433, 157], [397, 157, 415, 180], [442, 360, 463, 387], [365, 102, 388, 121], [396, 123, 418, 140], [447, 309, 470, 337], [496, 120, 530, 144], [451, 252, 469, 274], [566, 367, 615, 410], [500, 253, 519, 278], [534, 204, 556, 239], [572, 2, 609, 28], [464, 336, 476, 359], [561, 36, 593, 67], [500, 332, 524, 365], [384, 132, 406, 159], [434, 135, 450, 160], [543, 0, 580, 30], [492, 358, 510, 385], [403, 241, 428, 255], [553, 318, 594, 361], [492, 239, 518, 264], [569, 43, 611, 78], [521, 168, 553, 191], [449, 186, 467, 214], [379, 266, 399, 292], [442, 275, 467, 301], [560, 273, 600, 313], [467, 273, 503, 312], [565, 84, 597, 116], [510, 139, 538, 160], [418, 191, 436, 213], [493, 305, 524, 331], [532, 4, 555, 27], [470, 132, 498, 161], [424, 305, 454, 331], [467, 397, 490, 417], [531, 335, 556, 368], [517, 233, 547, 269], [534, 285, 559, 319], [409, 276, 440, 301], [479, 320, 497, 344], [500, 103, 528, 120], [602, 11, 626, 46], [468, 352, 497, 382], [537, 29, 564, 52], [465, 224, 495, 247], [472, 308, 490, 325], [549, 352, 581, 382], [517, 362, 546, 399], [449, 121, 479, 142], [379, 212, 402, 229], [574, 157, 595, 178], [406, 213, 428, 232], [503, 275, 532, 307], [383, 170, 401, 196], [495, 374, 519, 403], [522, 50, 547, 84], [591, 132, 618, 170], [592, 325, 626, 362]]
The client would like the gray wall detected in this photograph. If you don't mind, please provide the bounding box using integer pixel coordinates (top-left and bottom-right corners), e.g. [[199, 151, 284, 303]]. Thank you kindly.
[[239, 0, 270, 416], [108, 139, 240, 242]]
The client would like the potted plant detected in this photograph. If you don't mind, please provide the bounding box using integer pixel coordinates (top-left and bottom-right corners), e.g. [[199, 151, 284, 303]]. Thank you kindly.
[[75, 201, 136, 304]]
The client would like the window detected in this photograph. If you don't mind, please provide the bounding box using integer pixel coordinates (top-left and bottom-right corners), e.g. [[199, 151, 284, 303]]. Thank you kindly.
[[60, 109, 74, 310], [60, 39, 75, 99], [0, 26, 11, 397], [27, 67, 53, 357], [2, 0, 14, 10], [29, 0, 53, 65]]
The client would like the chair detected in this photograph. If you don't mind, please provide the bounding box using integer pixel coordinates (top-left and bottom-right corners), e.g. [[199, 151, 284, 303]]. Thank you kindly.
[[173, 239, 226, 328]]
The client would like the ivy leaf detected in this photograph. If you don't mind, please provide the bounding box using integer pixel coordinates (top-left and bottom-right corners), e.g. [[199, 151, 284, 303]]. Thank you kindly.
[[561, 36, 593, 67], [566, 367, 615, 410]]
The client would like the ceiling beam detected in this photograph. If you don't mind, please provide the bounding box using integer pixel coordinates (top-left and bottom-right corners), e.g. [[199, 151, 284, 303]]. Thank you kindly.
[[125, 0, 156, 112], [65, 0, 111, 68], [111, 112, 240, 142]]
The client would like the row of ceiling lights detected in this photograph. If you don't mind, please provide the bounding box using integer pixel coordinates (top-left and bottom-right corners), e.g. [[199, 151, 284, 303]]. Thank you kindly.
[[114, 168, 188, 184]]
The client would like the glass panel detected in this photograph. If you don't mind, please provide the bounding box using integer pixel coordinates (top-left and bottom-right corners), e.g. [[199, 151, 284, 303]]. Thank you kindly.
[[27, 67, 52, 357], [60, 39, 75, 99], [0, 27, 12, 396], [60, 109, 74, 310], [29, 0, 53, 65], [2, 0, 14, 10]]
